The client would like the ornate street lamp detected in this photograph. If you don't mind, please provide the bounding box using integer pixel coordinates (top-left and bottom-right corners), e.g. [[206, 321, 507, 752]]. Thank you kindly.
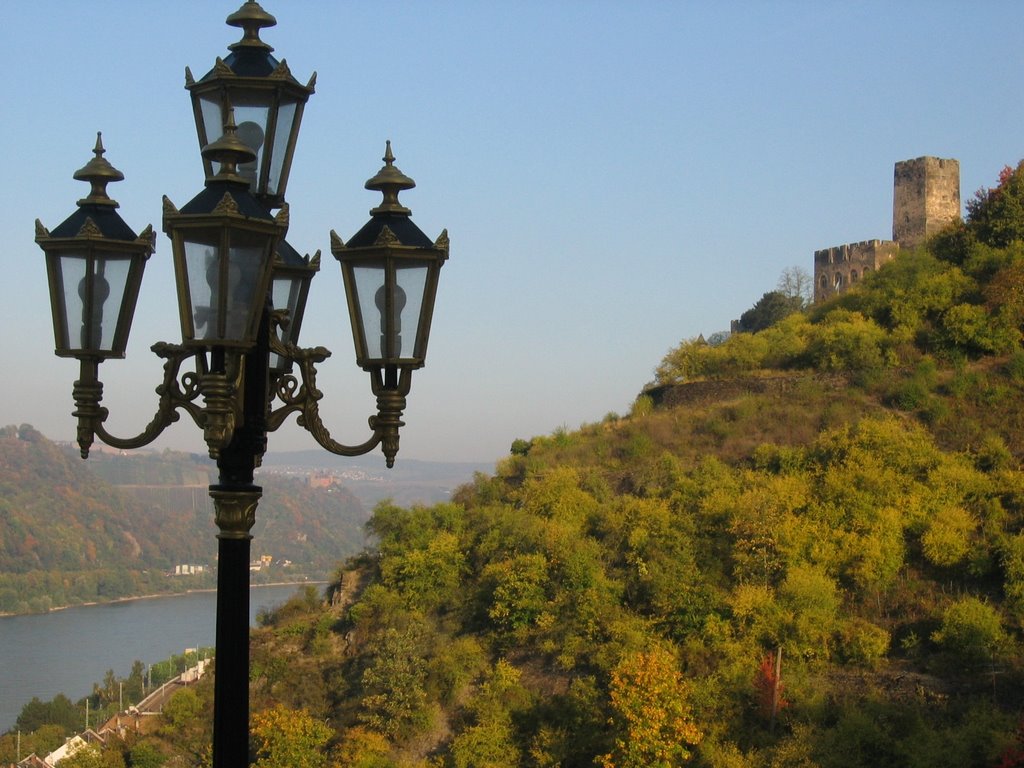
[[185, 0, 315, 209], [36, 4, 448, 766]]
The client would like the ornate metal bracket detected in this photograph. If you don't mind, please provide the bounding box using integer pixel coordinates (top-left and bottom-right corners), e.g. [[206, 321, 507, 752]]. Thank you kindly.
[[266, 315, 407, 467], [72, 341, 242, 460]]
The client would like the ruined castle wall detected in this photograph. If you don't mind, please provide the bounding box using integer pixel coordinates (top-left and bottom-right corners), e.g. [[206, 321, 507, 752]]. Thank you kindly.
[[813, 239, 899, 303]]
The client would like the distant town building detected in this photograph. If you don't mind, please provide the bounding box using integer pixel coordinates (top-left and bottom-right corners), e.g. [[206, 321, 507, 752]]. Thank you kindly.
[[172, 564, 206, 576], [814, 156, 961, 303]]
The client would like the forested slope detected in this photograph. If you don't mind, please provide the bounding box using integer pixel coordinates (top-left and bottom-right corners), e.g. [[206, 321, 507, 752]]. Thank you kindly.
[[19, 161, 1024, 767], [0, 429, 367, 614]]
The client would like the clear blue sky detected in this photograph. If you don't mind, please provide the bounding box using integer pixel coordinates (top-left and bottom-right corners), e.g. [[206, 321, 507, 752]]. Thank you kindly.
[[5, 1, 1024, 466]]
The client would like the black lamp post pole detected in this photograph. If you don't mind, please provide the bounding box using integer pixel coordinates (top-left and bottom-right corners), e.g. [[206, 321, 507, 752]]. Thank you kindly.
[[210, 305, 271, 768]]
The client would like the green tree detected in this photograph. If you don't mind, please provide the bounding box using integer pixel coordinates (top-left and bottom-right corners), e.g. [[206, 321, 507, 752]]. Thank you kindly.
[[0, 724, 66, 764], [161, 688, 202, 732], [804, 309, 891, 373], [127, 741, 166, 768], [16, 693, 82, 732], [921, 504, 976, 568], [739, 291, 804, 333], [359, 627, 432, 739], [59, 744, 125, 768]]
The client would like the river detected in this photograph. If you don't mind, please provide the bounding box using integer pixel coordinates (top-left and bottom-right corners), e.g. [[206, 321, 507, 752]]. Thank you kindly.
[[0, 583, 316, 733]]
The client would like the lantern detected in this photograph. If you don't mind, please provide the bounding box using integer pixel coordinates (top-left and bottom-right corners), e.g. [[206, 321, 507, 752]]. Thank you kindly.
[[269, 239, 319, 373], [164, 113, 285, 349], [185, 0, 315, 209], [332, 142, 447, 382], [36, 134, 153, 359]]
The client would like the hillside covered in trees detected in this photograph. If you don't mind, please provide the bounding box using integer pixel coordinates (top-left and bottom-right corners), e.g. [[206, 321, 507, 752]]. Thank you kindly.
[[0, 431, 367, 614], [14, 160, 1024, 767]]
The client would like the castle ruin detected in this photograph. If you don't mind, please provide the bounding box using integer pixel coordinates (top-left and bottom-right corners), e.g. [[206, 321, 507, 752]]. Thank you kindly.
[[813, 156, 961, 303]]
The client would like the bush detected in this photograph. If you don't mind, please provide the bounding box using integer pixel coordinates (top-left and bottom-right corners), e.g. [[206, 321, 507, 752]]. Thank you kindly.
[[804, 310, 892, 373], [931, 596, 1008, 665], [839, 618, 890, 667]]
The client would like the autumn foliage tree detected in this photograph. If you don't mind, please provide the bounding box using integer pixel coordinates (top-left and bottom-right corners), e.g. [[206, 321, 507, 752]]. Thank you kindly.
[[753, 651, 788, 724], [600, 647, 702, 768], [251, 704, 332, 768]]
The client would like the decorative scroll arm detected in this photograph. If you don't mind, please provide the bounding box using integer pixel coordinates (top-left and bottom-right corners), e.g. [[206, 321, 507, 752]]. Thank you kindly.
[[73, 342, 206, 458], [266, 328, 408, 467]]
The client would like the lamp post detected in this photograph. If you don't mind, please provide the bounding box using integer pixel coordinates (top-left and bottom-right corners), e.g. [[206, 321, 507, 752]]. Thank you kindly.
[[35, 4, 448, 766]]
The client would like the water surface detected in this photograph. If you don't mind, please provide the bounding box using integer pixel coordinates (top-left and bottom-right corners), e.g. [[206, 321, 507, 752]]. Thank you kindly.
[[0, 583, 314, 732]]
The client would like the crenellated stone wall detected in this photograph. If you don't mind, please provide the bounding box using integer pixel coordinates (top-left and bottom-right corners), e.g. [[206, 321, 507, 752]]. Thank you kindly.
[[813, 239, 900, 303]]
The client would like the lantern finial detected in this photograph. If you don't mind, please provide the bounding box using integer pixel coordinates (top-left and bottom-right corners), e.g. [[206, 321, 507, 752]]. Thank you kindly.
[[73, 133, 124, 208], [366, 141, 416, 216], [226, 0, 276, 52], [203, 107, 259, 184]]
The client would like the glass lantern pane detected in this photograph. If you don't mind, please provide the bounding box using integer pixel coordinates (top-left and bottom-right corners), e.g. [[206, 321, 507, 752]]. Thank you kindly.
[[225, 230, 272, 342], [395, 262, 429, 359], [58, 253, 87, 351], [353, 264, 385, 360], [199, 93, 222, 164], [267, 101, 296, 197], [94, 256, 130, 352], [269, 275, 300, 371], [271, 275, 301, 343], [232, 91, 272, 192], [184, 235, 220, 341]]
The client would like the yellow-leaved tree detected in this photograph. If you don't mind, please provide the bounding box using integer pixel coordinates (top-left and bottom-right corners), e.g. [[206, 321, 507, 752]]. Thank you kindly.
[[252, 704, 332, 768], [600, 646, 702, 767]]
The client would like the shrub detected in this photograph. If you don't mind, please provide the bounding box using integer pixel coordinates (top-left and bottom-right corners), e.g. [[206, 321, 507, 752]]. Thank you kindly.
[[839, 618, 890, 667], [931, 596, 1008, 665]]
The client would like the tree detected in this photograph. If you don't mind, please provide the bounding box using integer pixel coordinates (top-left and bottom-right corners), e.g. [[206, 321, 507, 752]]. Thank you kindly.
[[16, 693, 82, 732], [600, 647, 702, 767], [0, 724, 65, 764], [450, 660, 530, 768], [359, 627, 432, 739], [331, 727, 394, 768], [777, 266, 813, 308], [127, 741, 166, 768], [967, 162, 1024, 248], [252, 704, 333, 768], [160, 688, 202, 733], [59, 744, 125, 768], [738, 291, 804, 334]]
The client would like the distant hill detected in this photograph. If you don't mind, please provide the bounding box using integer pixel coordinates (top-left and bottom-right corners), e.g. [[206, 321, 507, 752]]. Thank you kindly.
[[0, 427, 367, 614], [259, 450, 494, 507]]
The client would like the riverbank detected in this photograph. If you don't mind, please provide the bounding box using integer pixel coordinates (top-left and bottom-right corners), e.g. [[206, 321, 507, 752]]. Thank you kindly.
[[0, 584, 312, 733], [0, 579, 328, 618]]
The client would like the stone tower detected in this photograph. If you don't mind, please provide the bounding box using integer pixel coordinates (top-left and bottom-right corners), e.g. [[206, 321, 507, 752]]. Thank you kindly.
[[892, 157, 961, 249], [814, 156, 962, 303]]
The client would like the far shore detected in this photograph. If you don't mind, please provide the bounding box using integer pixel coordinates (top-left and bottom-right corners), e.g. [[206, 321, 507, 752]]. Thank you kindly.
[[0, 580, 329, 619]]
